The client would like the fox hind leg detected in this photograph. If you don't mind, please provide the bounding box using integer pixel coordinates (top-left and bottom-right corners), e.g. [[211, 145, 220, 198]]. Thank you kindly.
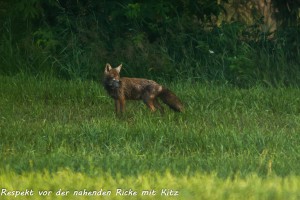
[[142, 93, 156, 112], [153, 98, 164, 114], [146, 100, 156, 112]]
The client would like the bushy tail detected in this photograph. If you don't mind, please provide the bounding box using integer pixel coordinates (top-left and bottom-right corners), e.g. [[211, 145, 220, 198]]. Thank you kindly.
[[158, 88, 184, 112]]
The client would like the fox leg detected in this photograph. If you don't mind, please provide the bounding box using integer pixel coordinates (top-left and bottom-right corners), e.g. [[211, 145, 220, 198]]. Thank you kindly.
[[142, 94, 156, 112], [147, 100, 156, 112], [119, 97, 125, 113], [153, 98, 164, 114], [115, 97, 125, 114], [114, 99, 120, 114]]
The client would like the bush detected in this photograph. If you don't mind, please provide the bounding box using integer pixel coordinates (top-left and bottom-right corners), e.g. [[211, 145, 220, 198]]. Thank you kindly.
[[0, 0, 299, 86]]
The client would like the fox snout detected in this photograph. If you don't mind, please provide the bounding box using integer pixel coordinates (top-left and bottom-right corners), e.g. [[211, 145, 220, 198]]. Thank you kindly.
[[109, 78, 121, 88]]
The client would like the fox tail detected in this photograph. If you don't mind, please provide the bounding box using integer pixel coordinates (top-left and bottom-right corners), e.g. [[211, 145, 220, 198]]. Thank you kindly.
[[158, 88, 184, 112]]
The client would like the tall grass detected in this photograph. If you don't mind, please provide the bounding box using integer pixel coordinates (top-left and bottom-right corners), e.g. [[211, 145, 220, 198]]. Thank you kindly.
[[1, 74, 300, 177]]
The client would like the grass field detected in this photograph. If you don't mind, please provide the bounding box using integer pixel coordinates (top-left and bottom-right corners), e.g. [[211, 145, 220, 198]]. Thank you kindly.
[[1, 74, 300, 199]]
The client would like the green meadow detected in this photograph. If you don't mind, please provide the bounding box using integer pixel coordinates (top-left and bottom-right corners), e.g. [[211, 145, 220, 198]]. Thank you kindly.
[[0, 74, 300, 199]]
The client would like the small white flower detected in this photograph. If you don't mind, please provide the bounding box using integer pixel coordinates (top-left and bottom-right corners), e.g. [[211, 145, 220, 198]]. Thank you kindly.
[[209, 50, 214, 54]]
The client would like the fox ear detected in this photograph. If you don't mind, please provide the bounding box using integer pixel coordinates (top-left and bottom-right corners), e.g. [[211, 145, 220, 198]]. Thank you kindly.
[[115, 64, 122, 73], [105, 63, 112, 73]]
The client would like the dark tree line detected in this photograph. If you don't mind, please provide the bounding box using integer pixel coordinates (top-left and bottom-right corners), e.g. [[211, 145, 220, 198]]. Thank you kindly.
[[0, 0, 299, 86]]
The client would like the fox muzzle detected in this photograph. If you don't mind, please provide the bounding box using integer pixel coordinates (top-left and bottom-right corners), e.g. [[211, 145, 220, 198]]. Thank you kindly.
[[109, 79, 120, 88]]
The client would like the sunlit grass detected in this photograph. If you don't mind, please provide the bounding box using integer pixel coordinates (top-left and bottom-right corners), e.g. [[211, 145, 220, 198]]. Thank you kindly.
[[1, 169, 300, 200]]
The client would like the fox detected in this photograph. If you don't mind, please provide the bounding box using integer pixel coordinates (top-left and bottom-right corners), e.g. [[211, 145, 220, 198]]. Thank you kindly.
[[103, 63, 184, 114]]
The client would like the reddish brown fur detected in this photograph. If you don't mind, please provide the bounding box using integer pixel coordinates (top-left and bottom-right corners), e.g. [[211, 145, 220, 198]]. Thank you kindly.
[[103, 63, 184, 114]]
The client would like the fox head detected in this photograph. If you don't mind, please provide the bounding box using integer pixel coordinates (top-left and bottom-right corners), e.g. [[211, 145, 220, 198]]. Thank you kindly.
[[104, 63, 122, 89]]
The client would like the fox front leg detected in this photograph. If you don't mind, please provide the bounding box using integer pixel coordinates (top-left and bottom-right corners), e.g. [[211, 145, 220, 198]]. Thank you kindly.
[[114, 99, 121, 114], [119, 98, 125, 113], [114, 98, 125, 114]]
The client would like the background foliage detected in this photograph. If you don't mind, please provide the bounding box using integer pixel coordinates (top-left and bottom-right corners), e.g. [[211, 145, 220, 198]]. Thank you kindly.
[[0, 0, 299, 86]]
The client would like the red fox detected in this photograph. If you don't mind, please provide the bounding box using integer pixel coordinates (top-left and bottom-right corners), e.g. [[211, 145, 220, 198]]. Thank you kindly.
[[103, 63, 184, 114]]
